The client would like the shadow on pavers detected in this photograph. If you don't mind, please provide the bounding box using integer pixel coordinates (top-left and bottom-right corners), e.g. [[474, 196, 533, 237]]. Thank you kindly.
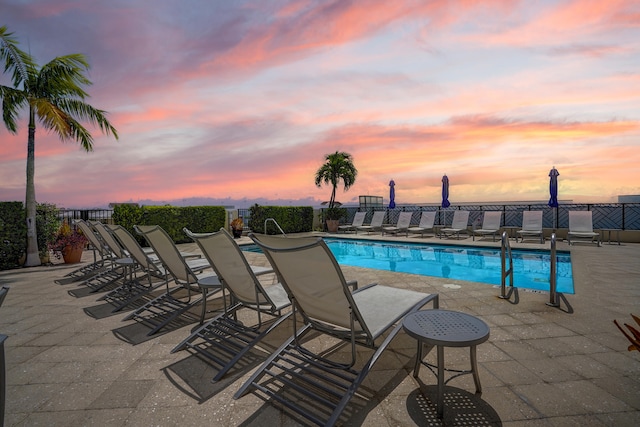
[[407, 386, 502, 426]]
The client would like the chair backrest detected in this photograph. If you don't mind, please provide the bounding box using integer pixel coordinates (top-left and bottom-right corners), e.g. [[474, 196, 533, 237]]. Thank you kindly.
[[451, 210, 470, 229], [75, 219, 108, 257], [90, 220, 125, 258], [135, 225, 198, 286], [369, 211, 385, 227], [351, 212, 366, 227], [569, 211, 594, 232], [396, 212, 413, 228], [108, 225, 161, 273], [250, 234, 368, 336], [418, 211, 436, 228], [481, 211, 502, 230], [184, 227, 273, 307], [521, 211, 542, 231]]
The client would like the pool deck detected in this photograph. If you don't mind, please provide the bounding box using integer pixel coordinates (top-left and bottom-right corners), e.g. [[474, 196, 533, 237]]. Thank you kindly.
[[1, 233, 639, 426]]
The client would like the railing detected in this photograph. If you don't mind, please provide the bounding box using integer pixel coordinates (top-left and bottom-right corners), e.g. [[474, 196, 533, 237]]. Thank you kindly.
[[264, 218, 286, 237], [335, 202, 640, 231]]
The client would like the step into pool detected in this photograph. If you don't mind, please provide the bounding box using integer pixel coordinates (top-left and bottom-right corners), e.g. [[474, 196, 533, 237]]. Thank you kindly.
[[242, 238, 574, 294]]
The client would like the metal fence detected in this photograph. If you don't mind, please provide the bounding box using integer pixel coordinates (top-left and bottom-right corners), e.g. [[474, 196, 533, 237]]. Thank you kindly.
[[58, 203, 640, 231], [335, 203, 640, 231]]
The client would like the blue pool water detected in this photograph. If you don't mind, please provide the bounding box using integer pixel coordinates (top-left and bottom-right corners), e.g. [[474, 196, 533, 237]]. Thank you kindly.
[[242, 238, 574, 294]]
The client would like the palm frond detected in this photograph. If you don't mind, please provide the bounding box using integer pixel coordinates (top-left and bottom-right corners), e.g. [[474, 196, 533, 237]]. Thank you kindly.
[[1, 84, 28, 132], [0, 25, 35, 89]]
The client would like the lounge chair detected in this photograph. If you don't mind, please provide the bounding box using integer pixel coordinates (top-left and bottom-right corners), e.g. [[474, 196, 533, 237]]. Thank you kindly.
[[516, 211, 544, 243], [68, 220, 128, 292], [172, 228, 291, 381], [235, 234, 439, 426], [567, 211, 600, 246], [441, 210, 470, 239], [472, 211, 502, 241], [382, 211, 413, 236], [0, 286, 8, 307], [338, 211, 366, 233], [408, 211, 436, 237], [98, 225, 170, 312], [123, 225, 221, 336], [356, 210, 385, 234]]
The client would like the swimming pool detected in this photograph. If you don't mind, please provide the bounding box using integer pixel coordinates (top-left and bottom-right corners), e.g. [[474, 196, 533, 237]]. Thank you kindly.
[[242, 238, 574, 294]]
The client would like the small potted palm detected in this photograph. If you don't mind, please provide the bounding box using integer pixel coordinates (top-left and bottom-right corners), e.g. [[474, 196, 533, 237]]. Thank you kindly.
[[230, 217, 244, 239]]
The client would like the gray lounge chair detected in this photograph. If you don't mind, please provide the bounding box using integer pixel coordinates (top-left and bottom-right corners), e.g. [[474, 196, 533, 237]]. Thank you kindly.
[[516, 211, 544, 243], [567, 211, 600, 246], [356, 210, 385, 234], [123, 225, 221, 336], [472, 211, 502, 241], [408, 211, 436, 237], [338, 211, 366, 233], [441, 210, 470, 239], [382, 211, 413, 236], [172, 228, 291, 382], [235, 234, 439, 426]]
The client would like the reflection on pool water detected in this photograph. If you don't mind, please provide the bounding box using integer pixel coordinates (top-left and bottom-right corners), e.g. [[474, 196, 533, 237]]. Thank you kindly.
[[242, 238, 574, 294]]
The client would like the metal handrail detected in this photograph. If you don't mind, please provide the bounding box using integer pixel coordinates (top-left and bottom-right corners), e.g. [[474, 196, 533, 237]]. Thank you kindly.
[[499, 231, 514, 299], [264, 218, 286, 237], [546, 233, 559, 307]]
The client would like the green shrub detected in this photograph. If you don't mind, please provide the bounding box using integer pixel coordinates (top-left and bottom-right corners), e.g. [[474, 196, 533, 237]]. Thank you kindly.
[[248, 204, 314, 234], [0, 201, 27, 270], [36, 203, 61, 260], [113, 204, 226, 244]]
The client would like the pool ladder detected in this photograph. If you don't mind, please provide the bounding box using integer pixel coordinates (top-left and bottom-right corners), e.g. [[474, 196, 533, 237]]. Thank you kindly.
[[499, 231, 517, 302], [500, 231, 572, 312], [264, 218, 286, 237]]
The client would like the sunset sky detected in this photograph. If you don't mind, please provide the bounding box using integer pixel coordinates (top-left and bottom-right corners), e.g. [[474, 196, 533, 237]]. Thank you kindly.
[[1, 0, 639, 208]]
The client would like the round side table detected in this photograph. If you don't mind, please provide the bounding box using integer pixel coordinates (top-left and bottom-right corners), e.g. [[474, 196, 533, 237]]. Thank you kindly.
[[403, 309, 490, 418]]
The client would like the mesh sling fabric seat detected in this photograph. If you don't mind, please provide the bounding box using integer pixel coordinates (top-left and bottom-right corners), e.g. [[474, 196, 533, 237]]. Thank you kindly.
[[235, 234, 439, 426], [382, 211, 413, 236], [408, 211, 436, 237], [123, 225, 220, 336], [567, 211, 600, 246], [472, 211, 502, 241], [356, 210, 385, 235], [171, 228, 291, 381], [441, 210, 470, 239], [338, 211, 366, 233], [516, 211, 544, 243]]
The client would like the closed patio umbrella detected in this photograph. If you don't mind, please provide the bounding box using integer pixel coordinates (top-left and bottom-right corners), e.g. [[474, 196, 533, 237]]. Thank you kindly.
[[441, 175, 450, 208], [389, 180, 396, 209], [548, 167, 559, 208]]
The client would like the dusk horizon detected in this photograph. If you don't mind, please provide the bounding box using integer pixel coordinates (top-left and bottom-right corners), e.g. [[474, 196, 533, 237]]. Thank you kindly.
[[2, 1, 639, 209]]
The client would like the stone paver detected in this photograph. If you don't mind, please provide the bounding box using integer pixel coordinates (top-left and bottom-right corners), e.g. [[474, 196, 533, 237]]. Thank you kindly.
[[1, 233, 639, 426]]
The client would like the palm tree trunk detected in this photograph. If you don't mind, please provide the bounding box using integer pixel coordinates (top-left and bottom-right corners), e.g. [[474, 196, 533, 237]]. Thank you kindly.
[[24, 109, 40, 266]]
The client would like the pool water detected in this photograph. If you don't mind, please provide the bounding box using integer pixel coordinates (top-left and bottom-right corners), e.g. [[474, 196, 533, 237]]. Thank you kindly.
[[242, 238, 574, 294]]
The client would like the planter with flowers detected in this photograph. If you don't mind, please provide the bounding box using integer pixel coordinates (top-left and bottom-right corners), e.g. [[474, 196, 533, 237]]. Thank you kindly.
[[230, 217, 244, 239], [49, 220, 88, 264]]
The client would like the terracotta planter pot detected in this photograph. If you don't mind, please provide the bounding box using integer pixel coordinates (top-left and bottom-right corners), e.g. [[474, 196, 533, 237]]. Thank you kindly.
[[62, 244, 84, 264], [326, 219, 340, 233]]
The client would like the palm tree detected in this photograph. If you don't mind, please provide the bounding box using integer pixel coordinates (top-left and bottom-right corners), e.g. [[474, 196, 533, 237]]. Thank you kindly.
[[315, 151, 358, 219], [1, 26, 118, 266]]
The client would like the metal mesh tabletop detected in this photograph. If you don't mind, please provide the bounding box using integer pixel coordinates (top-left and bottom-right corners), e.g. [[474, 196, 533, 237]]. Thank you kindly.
[[403, 310, 489, 347]]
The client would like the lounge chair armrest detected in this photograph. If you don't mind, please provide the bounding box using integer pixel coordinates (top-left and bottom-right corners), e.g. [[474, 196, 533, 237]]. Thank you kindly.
[[346, 279, 358, 290]]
